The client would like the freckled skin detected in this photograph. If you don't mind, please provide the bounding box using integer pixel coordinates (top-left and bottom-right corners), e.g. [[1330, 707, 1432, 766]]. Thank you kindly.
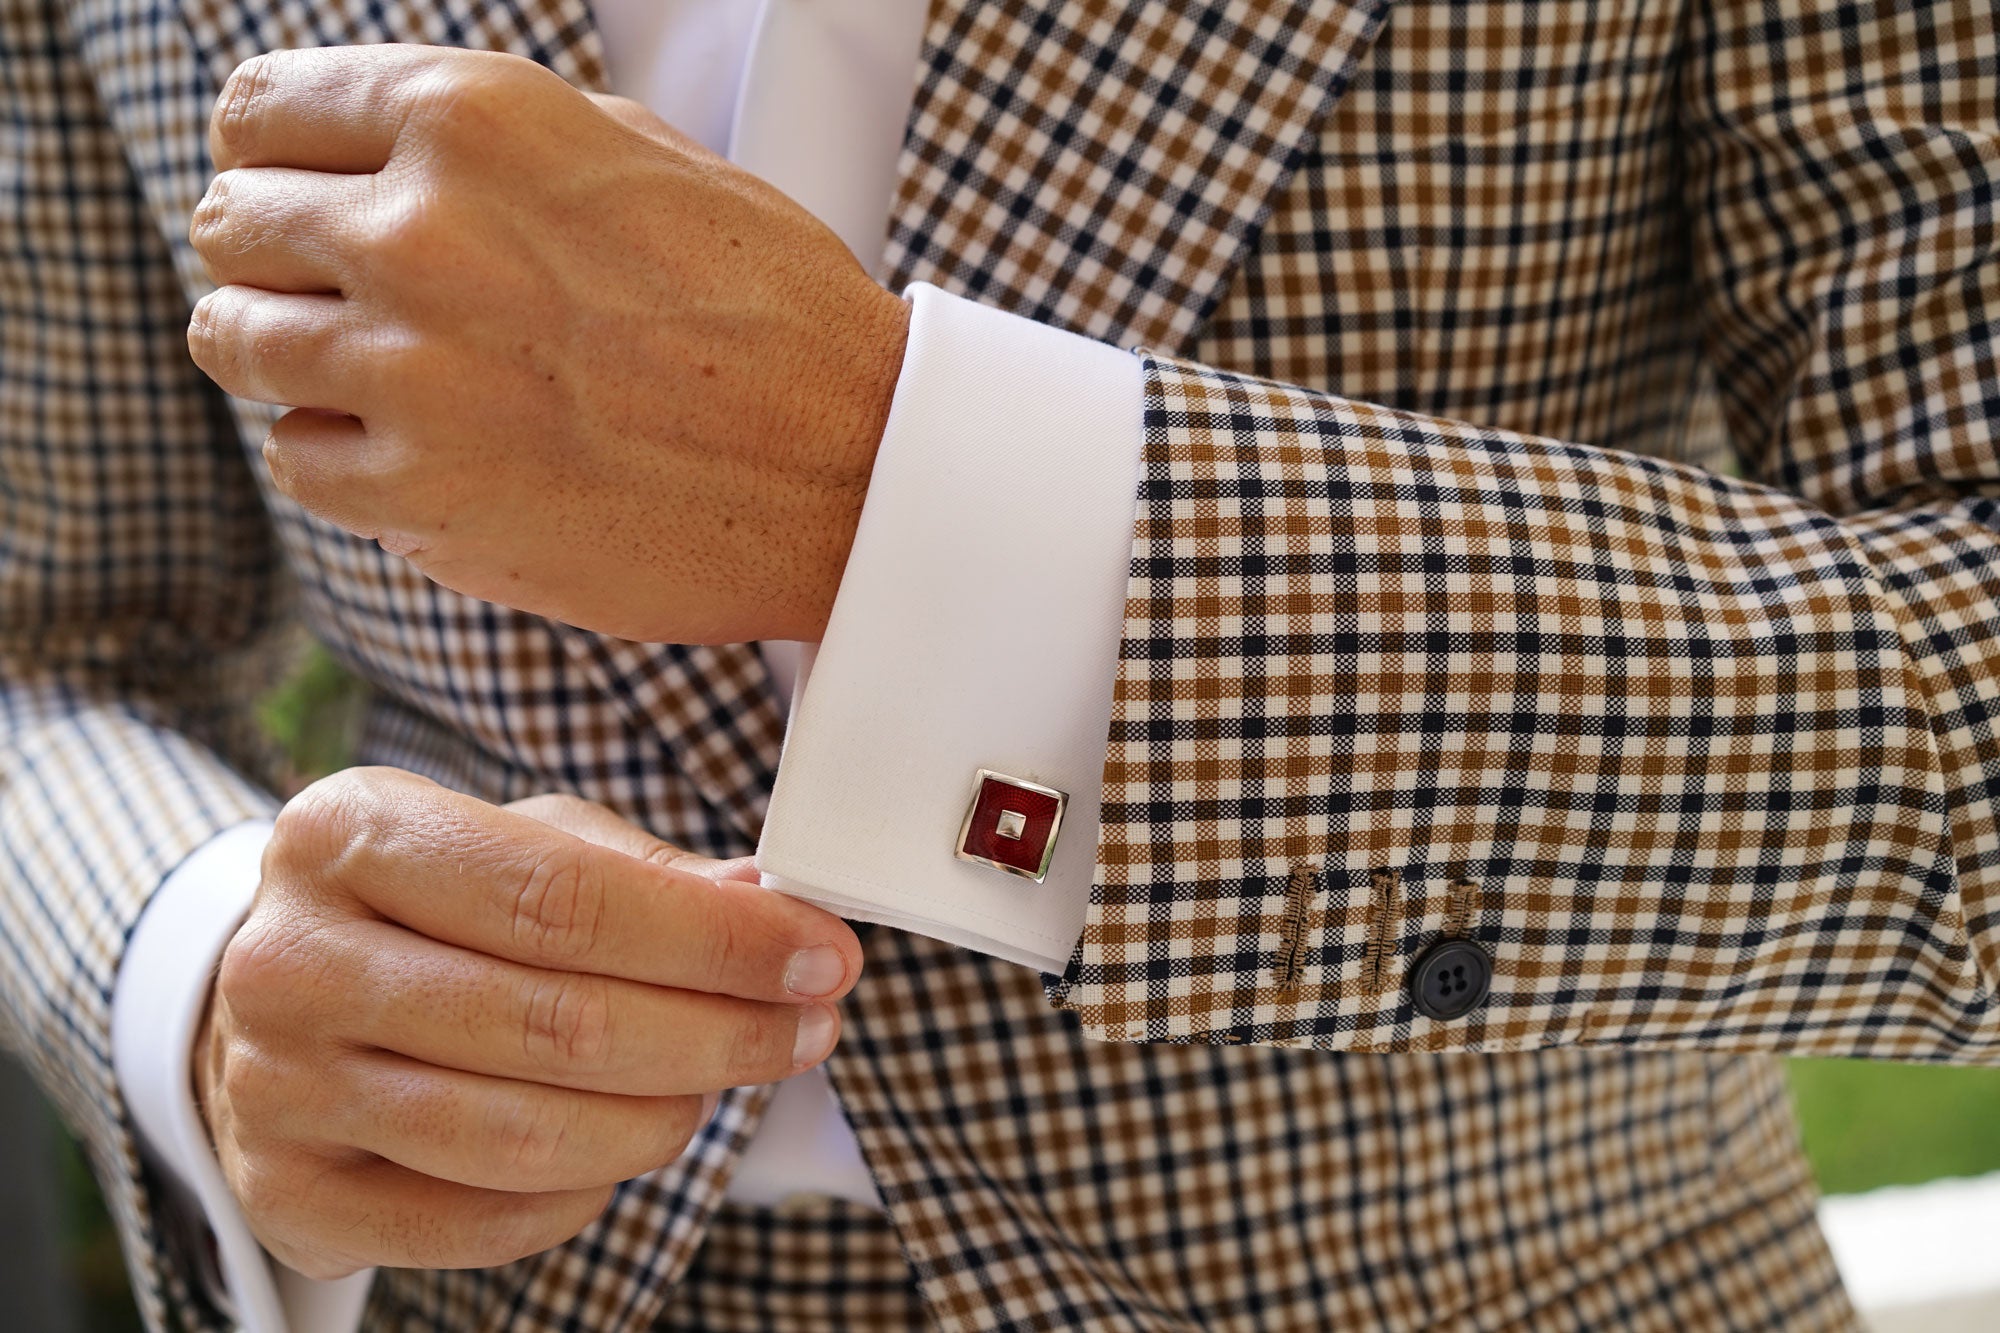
[[187, 45, 911, 646]]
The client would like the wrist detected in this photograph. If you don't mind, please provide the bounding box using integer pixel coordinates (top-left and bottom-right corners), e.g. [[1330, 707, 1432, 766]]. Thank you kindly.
[[791, 287, 910, 641]]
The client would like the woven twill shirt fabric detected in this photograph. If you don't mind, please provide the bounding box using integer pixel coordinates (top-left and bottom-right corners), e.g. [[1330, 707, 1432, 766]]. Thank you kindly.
[[3, 0, 1995, 1329]]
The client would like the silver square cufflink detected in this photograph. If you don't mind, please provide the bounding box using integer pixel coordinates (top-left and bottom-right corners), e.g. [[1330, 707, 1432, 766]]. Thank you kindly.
[[955, 769, 1067, 881]]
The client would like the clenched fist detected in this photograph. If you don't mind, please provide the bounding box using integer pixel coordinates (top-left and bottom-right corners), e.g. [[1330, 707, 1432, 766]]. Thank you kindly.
[[187, 44, 910, 645], [195, 769, 862, 1278]]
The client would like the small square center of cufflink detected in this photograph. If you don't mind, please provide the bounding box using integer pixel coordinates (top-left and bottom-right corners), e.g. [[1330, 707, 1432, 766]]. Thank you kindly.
[[956, 770, 1068, 882]]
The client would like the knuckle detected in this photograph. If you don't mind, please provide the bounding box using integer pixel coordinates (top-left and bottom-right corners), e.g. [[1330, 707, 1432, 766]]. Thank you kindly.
[[185, 292, 223, 366], [698, 893, 801, 991], [189, 172, 234, 251], [272, 767, 402, 881], [221, 1116, 363, 1277], [270, 788, 351, 880], [510, 853, 604, 965], [358, 334, 419, 411], [213, 54, 274, 160], [520, 971, 614, 1072], [366, 193, 435, 271], [474, 1187, 608, 1267], [260, 431, 303, 504], [229, 1149, 289, 1222], [187, 288, 294, 397], [247, 306, 295, 367], [414, 51, 545, 130], [209, 317, 290, 400], [362, 194, 466, 289], [217, 919, 315, 1012], [485, 1088, 578, 1180], [227, 1144, 340, 1246], [326, 763, 388, 808], [695, 900, 753, 987], [216, 1044, 266, 1117]]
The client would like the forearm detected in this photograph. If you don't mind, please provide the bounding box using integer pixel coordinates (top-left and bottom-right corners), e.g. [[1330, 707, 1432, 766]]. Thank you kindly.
[[1051, 352, 1997, 1062]]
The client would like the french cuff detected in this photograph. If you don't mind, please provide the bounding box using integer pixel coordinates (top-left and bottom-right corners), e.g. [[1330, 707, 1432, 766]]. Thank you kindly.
[[758, 283, 1144, 973], [112, 819, 375, 1333]]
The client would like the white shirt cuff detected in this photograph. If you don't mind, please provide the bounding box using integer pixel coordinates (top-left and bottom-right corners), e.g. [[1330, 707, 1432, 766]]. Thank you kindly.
[[111, 819, 374, 1333], [758, 284, 1144, 973]]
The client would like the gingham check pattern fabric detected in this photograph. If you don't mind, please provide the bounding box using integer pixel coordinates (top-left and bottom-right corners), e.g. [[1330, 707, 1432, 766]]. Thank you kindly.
[[1036, 0, 2000, 1061], [649, 1197, 930, 1333], [4, 0, 1993, 1330]]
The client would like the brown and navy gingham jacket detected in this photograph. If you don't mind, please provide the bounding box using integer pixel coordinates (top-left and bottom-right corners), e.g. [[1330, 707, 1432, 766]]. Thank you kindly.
[[4, 0, 1996, 1328]]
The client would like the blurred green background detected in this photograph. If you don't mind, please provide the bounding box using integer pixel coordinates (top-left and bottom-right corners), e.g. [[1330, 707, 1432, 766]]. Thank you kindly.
[[29, 649, 2000, 1326]]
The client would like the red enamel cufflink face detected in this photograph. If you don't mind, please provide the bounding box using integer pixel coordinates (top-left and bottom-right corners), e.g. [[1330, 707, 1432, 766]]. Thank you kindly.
[[955, 769, 1067, 881]]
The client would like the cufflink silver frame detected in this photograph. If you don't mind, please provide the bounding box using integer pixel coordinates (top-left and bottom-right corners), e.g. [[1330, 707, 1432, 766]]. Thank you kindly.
[[955, 768, 1067, 882]]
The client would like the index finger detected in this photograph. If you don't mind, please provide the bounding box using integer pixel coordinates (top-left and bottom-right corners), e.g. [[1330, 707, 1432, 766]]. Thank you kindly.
[[274, 768, 861, 1003], [209, 44, 480, 173]]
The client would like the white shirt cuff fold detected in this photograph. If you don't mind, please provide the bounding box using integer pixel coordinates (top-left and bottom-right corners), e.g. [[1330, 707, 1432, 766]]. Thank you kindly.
[[111, 819, 374, 1333], [759, 284, 1144, 973]]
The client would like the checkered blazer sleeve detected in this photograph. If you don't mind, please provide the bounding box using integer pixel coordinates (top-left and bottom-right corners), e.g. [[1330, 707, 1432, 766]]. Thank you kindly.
[[2, 6, 285, 1327], [1054, 0, 2000, 1061]]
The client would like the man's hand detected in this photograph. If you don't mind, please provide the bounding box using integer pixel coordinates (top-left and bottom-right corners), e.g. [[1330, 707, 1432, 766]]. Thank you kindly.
[[186, 45, 911, 644], [194, 768, 862, 1279]]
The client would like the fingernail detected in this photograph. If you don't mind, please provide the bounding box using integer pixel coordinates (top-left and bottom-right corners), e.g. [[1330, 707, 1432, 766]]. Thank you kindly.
[[791, 1006, 837, 1068], [783, 946, 846, 998]]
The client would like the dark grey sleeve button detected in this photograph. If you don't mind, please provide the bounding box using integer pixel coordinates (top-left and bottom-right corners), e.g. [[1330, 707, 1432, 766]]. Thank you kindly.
[[1408, 938, 1491, 1020]]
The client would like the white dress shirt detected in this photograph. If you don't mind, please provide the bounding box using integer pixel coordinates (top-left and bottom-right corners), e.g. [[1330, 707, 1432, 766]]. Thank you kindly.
[[110, 1, 1143, 1328]]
